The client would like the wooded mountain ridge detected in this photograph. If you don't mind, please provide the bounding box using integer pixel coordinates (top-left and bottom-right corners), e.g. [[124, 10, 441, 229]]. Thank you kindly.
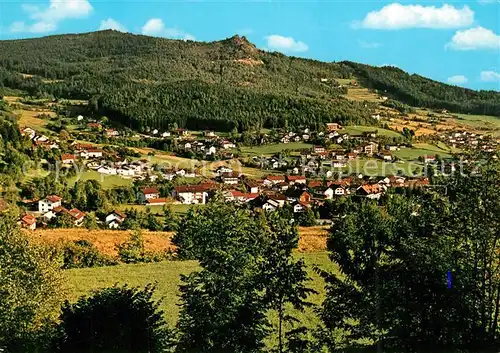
[[0, 30, 498, 131]]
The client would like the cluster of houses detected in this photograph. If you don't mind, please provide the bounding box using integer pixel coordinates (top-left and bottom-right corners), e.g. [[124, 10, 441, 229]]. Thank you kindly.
[[21, 127, 59, 149], [253, 142, 381, 174], [20, 195, 130, 230], [20, 195, 86, 230], [86, 122, 120, 138], [161, 169, 430, 214], [440, 131, 498, 152], [276, 124, 347, 145], [136, 163, 430, 210], [141, 128, 237, 155], [177, 130, 237, 159], [62, 143, 164, 181], [94, 159, 156, 180]]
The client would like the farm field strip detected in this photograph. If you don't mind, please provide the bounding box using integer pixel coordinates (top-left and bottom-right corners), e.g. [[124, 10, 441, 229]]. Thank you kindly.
[[30, 226, 329, 257]]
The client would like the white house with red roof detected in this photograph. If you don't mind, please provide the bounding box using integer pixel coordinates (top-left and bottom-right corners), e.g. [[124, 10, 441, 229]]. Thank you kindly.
[[105, 210, 127, 229], [173, 185, 210, 204], [245, 180, 260, 194], [313, 146, 326, 154], [20, 214, 37, 230], [141, 187, 160, 200], [264, 175, 286, 185], [423, 155, 437, 163], [224, 190, 259, 203], [106, 129, 120, 137], [38, 195, 62, 213], [286, 175, 306, 185], [221, 140, 236, 149], [221, 172, 240, 185], [61, 154, 76, 164], [68, 208, 86, 226], [21, 127, 36, 139], [79, 149, 103, 159]]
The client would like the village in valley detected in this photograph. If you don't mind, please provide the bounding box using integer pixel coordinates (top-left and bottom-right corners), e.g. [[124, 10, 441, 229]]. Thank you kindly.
[[10, 96, 499, 231]]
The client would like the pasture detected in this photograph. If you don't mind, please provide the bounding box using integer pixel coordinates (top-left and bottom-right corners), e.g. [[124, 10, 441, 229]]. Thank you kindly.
[[68, 170, 134, 188], [30, 228, 174, 258], [393, 143, 452, 160], [341, 125, 401, 138], [451, 113, 500, 135], [31, 226, 328, 259], [63, 251, 336, 329], [132, 150, 200, 170]]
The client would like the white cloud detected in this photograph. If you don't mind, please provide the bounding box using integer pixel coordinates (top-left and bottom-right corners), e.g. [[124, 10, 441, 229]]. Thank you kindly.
[[446, 26, 500, 50], [10, 0, 93, 34], [447, 75, 468, 85], [358, 40, 382, 49], [265, 35, 308, 53], [141, 18, 195, 41], [480, 71, 500, 82], [99, 18, 127, 32], [10, 21, 56, 33], [357, 3, 474, 29], [142, 18, 164, 36]]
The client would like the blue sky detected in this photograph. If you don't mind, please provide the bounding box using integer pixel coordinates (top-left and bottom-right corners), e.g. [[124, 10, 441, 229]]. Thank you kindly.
[[1, 0, 499, 91]]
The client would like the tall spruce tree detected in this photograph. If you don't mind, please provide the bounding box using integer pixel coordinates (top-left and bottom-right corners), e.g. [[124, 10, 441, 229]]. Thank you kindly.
[[176, 202, 270, 353], [260, 212, 317, 353]]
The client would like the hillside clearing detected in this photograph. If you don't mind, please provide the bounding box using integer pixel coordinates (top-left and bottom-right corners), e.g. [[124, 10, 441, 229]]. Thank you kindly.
[[450, 113, 500, 135], [4, 96, 54, 130], [341, 125, 401, 138], [133, 151, 200, 170], [343, 87, 381, 103]]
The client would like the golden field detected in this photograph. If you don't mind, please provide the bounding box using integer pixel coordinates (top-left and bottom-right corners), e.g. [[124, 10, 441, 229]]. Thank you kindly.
[[27, 225, 329, 256], [28, 228, 175, 256]]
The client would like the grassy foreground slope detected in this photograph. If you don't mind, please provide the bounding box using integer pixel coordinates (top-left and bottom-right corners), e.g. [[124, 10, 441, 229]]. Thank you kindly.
[[64, 251, 336, 327]]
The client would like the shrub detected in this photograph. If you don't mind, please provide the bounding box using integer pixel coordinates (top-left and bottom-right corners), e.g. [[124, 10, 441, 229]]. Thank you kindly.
[[116, 231, 147, 263], [116, 231, 170, 264], [61, 239, 117, 269], [58, 284, 172, 353]]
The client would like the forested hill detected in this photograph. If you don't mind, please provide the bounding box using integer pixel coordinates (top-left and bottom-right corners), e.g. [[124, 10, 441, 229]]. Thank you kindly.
[[342, 62, 500, 116], [0, 30, 498, 131]]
